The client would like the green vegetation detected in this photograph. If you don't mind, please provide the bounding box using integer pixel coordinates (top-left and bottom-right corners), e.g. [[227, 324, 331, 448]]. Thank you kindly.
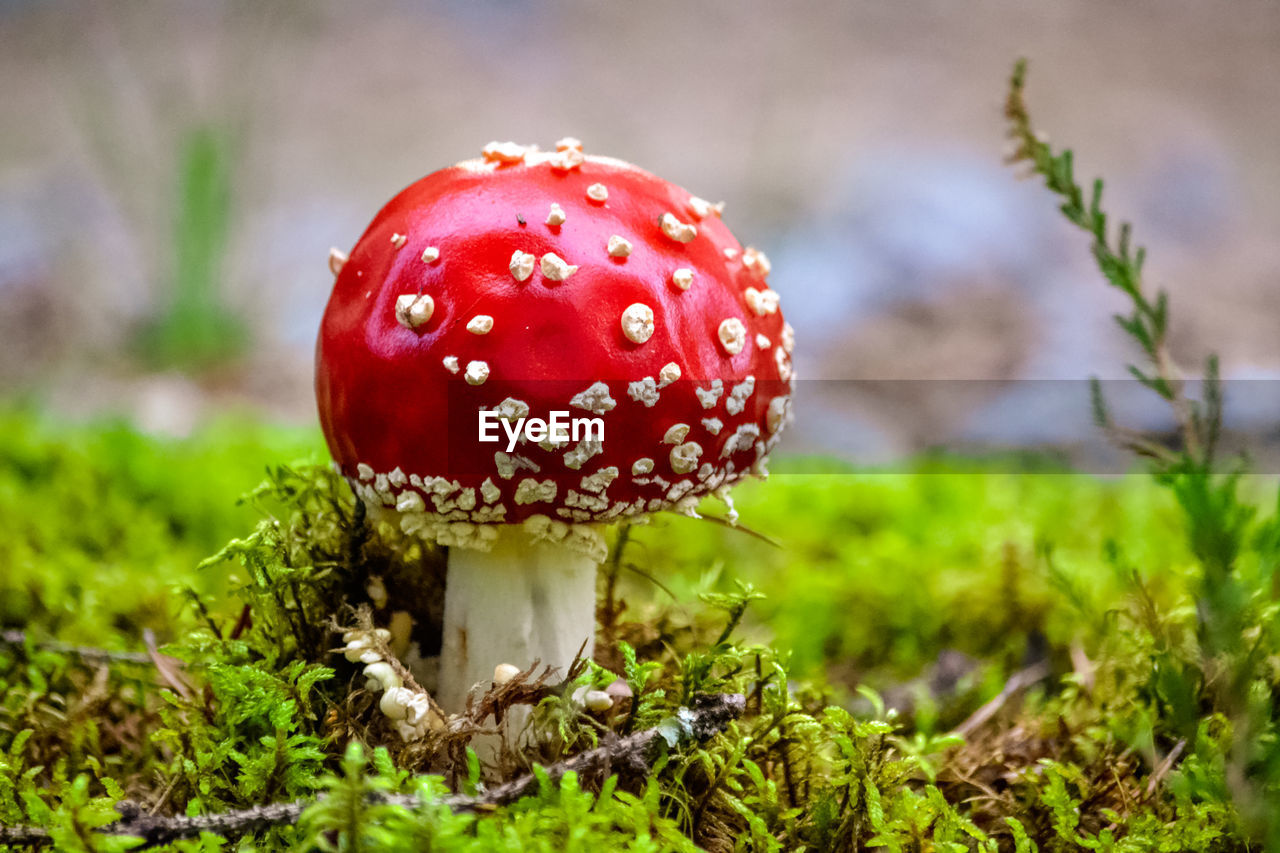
[[135, 125, 250, 372], [2, 60, 1279, 850], [0, 406, 321, 647]]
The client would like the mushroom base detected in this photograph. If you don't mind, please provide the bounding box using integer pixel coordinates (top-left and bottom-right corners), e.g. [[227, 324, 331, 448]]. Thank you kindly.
[[437, 525, 601, 715]]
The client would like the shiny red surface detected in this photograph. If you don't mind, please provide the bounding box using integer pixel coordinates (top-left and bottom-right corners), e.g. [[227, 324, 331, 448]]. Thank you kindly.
[[316, 151, 791, 523]]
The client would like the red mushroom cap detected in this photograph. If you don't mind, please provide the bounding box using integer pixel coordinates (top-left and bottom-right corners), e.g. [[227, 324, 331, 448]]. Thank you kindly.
[[316, 141, 794, 553]]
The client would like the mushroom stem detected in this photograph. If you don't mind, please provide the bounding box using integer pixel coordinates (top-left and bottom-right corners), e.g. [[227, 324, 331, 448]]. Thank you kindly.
[[438, 526, 600, 714]]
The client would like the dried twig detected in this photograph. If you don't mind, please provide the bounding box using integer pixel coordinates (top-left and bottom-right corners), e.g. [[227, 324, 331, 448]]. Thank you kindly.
[[1144, 738, 1187, 797], [143, 628, 193, 700], [689, 513, 781, 548], [0, 630, 154, 665], [951, 661, 1051, 739], [0, 693, 745, 849]]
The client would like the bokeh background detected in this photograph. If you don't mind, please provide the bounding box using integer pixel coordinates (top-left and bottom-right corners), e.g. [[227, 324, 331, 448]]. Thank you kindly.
[[3, 0, 1278, 464]]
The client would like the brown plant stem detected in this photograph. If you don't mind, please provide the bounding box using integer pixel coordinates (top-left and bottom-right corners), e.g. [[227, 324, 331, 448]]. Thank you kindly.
[[0, 693, 745, 849], [0, 630, 153, 665]]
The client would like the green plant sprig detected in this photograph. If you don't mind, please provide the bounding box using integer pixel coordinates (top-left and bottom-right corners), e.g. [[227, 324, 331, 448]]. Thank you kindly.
[[1006, 58, 1280, 849], [1004, 59, 1221, 472]]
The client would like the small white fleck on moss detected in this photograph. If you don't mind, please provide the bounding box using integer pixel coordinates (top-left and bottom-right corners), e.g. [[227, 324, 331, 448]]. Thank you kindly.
[[364, 661, 401, 692], [582, 689, 613, 712]]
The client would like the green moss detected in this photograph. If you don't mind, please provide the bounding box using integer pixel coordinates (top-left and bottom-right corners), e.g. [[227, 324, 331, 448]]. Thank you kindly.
[[1, 435, 1269, 851], [0, 406, 323, 647], [636, 469, 1189, 691]]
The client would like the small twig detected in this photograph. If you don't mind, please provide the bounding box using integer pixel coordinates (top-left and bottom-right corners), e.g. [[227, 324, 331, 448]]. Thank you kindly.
[[147, 773, 180, 817], [0, 694, 746, 849], [0, 630, 154, 665], [0, 800, 311, 849], [778, 737, 798, 808], [143, 629, 193, 700], [600, 524, 631, 643], [620, 561, 680, 602], [951, 661, 1051, 739], [750, 653, 765, 716], [229, 603, 253, 640], [1144, 738, 1187, 797], [689, 513, 782, 549]]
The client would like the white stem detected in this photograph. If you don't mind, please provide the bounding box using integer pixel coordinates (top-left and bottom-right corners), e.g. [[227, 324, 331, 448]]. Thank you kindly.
[[437, 526, 600, 714]]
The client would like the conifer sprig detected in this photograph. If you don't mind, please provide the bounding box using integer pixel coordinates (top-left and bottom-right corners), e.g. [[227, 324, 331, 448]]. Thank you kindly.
[[1004, 58, 1221, 470], [1007, 59, 1279, 848]]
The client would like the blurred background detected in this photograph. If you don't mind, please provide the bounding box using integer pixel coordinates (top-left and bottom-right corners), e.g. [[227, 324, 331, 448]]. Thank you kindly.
[[2, 0, 1277, 466]]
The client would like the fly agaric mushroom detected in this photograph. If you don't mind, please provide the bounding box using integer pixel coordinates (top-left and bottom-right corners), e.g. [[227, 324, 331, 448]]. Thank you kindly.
[[316, 139, 794, 715]]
